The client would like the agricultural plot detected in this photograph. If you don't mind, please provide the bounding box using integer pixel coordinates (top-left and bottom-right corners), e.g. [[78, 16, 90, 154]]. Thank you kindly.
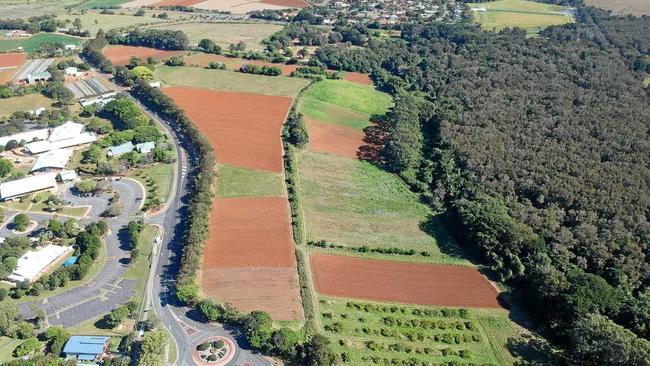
[[0, 0, 80, 19], [216, 164, 286, 198], [59, 11, 171, 34], [12, 58, 55, 82], [0, 33, 84, 53], [66, 77, 114, 99], [318, 298, 519, 366], [190, 0, 307, 13], [162, 86, 292, 172], [143, 23, 282, 50], [156, 65, 309, 97], [0, 94, 54, 117], [584, 0, 650, 16], [0, 53, 26, 84], [467, 0, 574, 35], [183, 53, 298, 75], [102, 46, 184, 66], [304, 80, 393, 118]]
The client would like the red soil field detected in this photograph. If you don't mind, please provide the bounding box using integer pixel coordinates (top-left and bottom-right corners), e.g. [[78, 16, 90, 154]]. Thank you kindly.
[[184, 53, 298, 75], [344, 72, 372, 85], [0, 53, 26, 68], [102, 46, 182, 66], [204, 197, 295, 267], [261, 0, 308, 8], [162, 86, 292, 172], [306, 118, 364, 159], [310, 254, 502, 308], [202, 267, 303, 320], [153, 0, 204, 6]]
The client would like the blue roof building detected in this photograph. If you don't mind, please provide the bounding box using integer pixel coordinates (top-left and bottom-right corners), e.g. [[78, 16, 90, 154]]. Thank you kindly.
[[135, 142, 155, 154], [108, 142, 134, 157], [63, 336, 110, 361]]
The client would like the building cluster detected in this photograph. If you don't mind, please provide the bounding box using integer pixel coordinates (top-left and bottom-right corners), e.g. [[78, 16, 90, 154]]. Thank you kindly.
[[319, 0, 464, 24]]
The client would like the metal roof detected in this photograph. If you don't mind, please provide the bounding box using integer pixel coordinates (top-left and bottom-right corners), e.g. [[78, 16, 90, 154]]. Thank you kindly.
[[49, 121, 84, 142], [109, 142, 134, 157], [63, 336, 110, 357], [7, 244, 73, 282], [135, 142, 155, 153], [0, 172, 57, 199], [25, 132, 97, 154], [0, 129, 49, 147], [30, 148, 72, 172]]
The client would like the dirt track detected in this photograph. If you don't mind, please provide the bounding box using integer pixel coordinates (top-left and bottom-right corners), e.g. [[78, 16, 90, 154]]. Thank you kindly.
[[163, 86, 292, 172], [102, 46, 182, 66], [310, 254, 502, 308], [306, 118, 364, 158]]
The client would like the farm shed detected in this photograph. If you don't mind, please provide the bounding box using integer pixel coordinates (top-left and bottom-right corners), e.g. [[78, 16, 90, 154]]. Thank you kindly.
[[30, 148, 73, 172], [12, 58, 54, 82], [0, 172, 57, 200], [7, 244, 73, 283], [135, 141, 155, 154]]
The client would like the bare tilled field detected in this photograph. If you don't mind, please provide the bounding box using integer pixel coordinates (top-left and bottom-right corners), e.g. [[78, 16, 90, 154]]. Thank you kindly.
[[102, 45, 183, 66], [162, 86, 292, 172], [343, 72, 372, 85], [310, 254, 502, 309], [305, 118, 365, 159]]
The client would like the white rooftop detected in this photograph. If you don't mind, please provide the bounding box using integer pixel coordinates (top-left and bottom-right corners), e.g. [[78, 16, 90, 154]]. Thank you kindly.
[[49, 121, 84, 142], [30, 148, 73, 172], [0, 172, 57, 200], [0, 129, 49, 148], [8, 244, 73, 283], [58, 169, 77, 181], [25, 132, 97, 154]]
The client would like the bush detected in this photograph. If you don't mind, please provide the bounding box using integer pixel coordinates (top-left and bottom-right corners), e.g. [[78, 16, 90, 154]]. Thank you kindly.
[[13, 214, 30, 231]]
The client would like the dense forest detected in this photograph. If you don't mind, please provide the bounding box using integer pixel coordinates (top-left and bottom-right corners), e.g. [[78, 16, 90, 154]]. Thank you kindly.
[[315, 5, 650, 365]]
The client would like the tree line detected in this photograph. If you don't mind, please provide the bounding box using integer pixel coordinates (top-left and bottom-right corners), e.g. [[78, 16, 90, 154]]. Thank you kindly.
[[106, 28, 189, 51]]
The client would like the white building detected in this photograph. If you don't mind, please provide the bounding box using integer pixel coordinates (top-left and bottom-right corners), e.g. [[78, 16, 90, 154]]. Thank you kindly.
[[0, 172, 57, 200], [7, 245, 73, 283], [65, 67, 83, 76], [24, 122, 96, 154], [0, 129, 49, 148], [58, 170, 77, 182], [30, 148, 73, 173], [49, 121, 84, 142]]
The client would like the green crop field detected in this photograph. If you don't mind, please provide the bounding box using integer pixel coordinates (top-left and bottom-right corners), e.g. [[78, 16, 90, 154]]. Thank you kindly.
[[59, 11, 171, 34], [318, 298, 520, 366], [467, 0, 574, 35], [0, 0, 80, 19], [297, 151, 468, 265], [300, 96, 373, 131], [304, 80, 393, 118], [81, 0, 131, 9], [216, 164, 286, 198], [0, 33, 85, 52], [144, 22, 283, 50], [0, 94, 54, 117], [156, 65, 310, 97]]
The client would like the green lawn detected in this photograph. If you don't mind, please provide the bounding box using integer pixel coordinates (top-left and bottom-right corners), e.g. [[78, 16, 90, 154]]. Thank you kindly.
[[297, 151, 467, 265], [29, 203, 90, 218], [216, 164, 286, 198], [81, 0, 132, 9], [303, 80, 393, 117], [123, 224, 159, 314], [0, 94, 54, 117], [59, 11, 171, 35], [0, 337, 21, 364], [319, 297, 520, 366], [300, 97, 372, 131], [467, 0, 574, 35], [143, 22, 282, 50], [156, 65, 310, 97], [128, 163, 174, 205], [0, 33, 85, 52]]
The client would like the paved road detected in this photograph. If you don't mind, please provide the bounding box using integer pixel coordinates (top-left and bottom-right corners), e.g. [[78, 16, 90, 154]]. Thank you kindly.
[[14, 179, 144, 327]]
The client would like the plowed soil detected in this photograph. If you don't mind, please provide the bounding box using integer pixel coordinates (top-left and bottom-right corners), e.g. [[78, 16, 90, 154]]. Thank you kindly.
[[344, 72, 372, 85], [0, 53, 26, 68], [152, 0, 204, 6], [162, 86, 291, 172], [306, 118, 364, 158], [202, 267, 303, 321], [311, 254, 502, 308], [102, 46, 182, 66], [184, 53, 298, 75], [204, 197, 295, 267]]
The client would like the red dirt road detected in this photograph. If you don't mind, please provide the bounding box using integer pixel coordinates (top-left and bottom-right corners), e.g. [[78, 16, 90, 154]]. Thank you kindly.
[[102, 46, 182, 66], [344, 72, 372, 85], [202, 267, 303, 321], [306, 118, 364, 158], [204, 197, 295, 267], [162, 86, 292, 172], [153, 0, 204, 6], [0, 53, 26, 68], [310, 254, 502, 308], [261, 0, 308, 8]]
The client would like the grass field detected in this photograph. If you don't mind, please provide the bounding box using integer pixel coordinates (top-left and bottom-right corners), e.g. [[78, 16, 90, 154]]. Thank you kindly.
[[297, 151, 467, 265], [216, 164, 286, 198], [303, 80, 393, 119], [29, 203, 90, 217], [0, 337, 22, 363], [0, 33, 85, 52], [59, 11, 171, 34], [0, 0, 80, 19], [81, 0, 132, 8], [123, 224, 158, 314], [584, 0, 650, 16], [318, 297, 519, 366], [0, 94, 54, 117], [128, 163, 174, 205], [156, 65, 309, 97], [143, 22, 282, 50], [467, 0, 574, 35]]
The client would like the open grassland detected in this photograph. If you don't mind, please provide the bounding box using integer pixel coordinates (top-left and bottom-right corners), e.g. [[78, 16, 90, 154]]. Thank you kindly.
[[123, 224, 158, 313], [156, 65, 309, 97], [81, 0, 132, 8], [0, 33, 85, 52], [467, 0, 574, 35], [303, 80, 392, 120], [59, 11, 171, 34], [301, 97, 371, 131], [0, 94, 54, 117], [0, 0, 79, 18], [216, 164, 286, 198], [298, 151, 467, 265], [143, 22, 282, 49], [318, 298, 519, 366], [584, 0, 650, 16], [0, 337, 21, 363]]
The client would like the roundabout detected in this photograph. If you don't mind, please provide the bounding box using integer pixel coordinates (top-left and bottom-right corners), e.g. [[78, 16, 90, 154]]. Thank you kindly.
[[192, 336, 236, 366]]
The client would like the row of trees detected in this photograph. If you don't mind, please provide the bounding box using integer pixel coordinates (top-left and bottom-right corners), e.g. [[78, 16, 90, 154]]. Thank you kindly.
[[106, 28, 189, 50], [239, 64, 282, 76], [0, 15, 65, 33]]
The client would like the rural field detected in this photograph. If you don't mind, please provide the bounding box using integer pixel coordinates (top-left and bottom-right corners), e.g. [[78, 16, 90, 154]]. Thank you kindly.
[[190, 0, 308, 13], [0, 94, 54, 117], [584, 0, 650, 16], [467, 0, 574, 35], [0, 0, 80, 18], [216, 164, 286, 198], [59, 11, 172, 35], [183, 52, 299, 75], [0, 53, 26, 84], [319, 298, 519, 366], [156, 65, 309, 96], [0, 33, 85, 52], [143, 22, 283, 49], [102, 45, 185, 66]]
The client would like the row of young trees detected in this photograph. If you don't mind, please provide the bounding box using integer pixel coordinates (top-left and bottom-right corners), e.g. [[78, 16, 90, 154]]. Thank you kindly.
[[313, 7, 650, 365]]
